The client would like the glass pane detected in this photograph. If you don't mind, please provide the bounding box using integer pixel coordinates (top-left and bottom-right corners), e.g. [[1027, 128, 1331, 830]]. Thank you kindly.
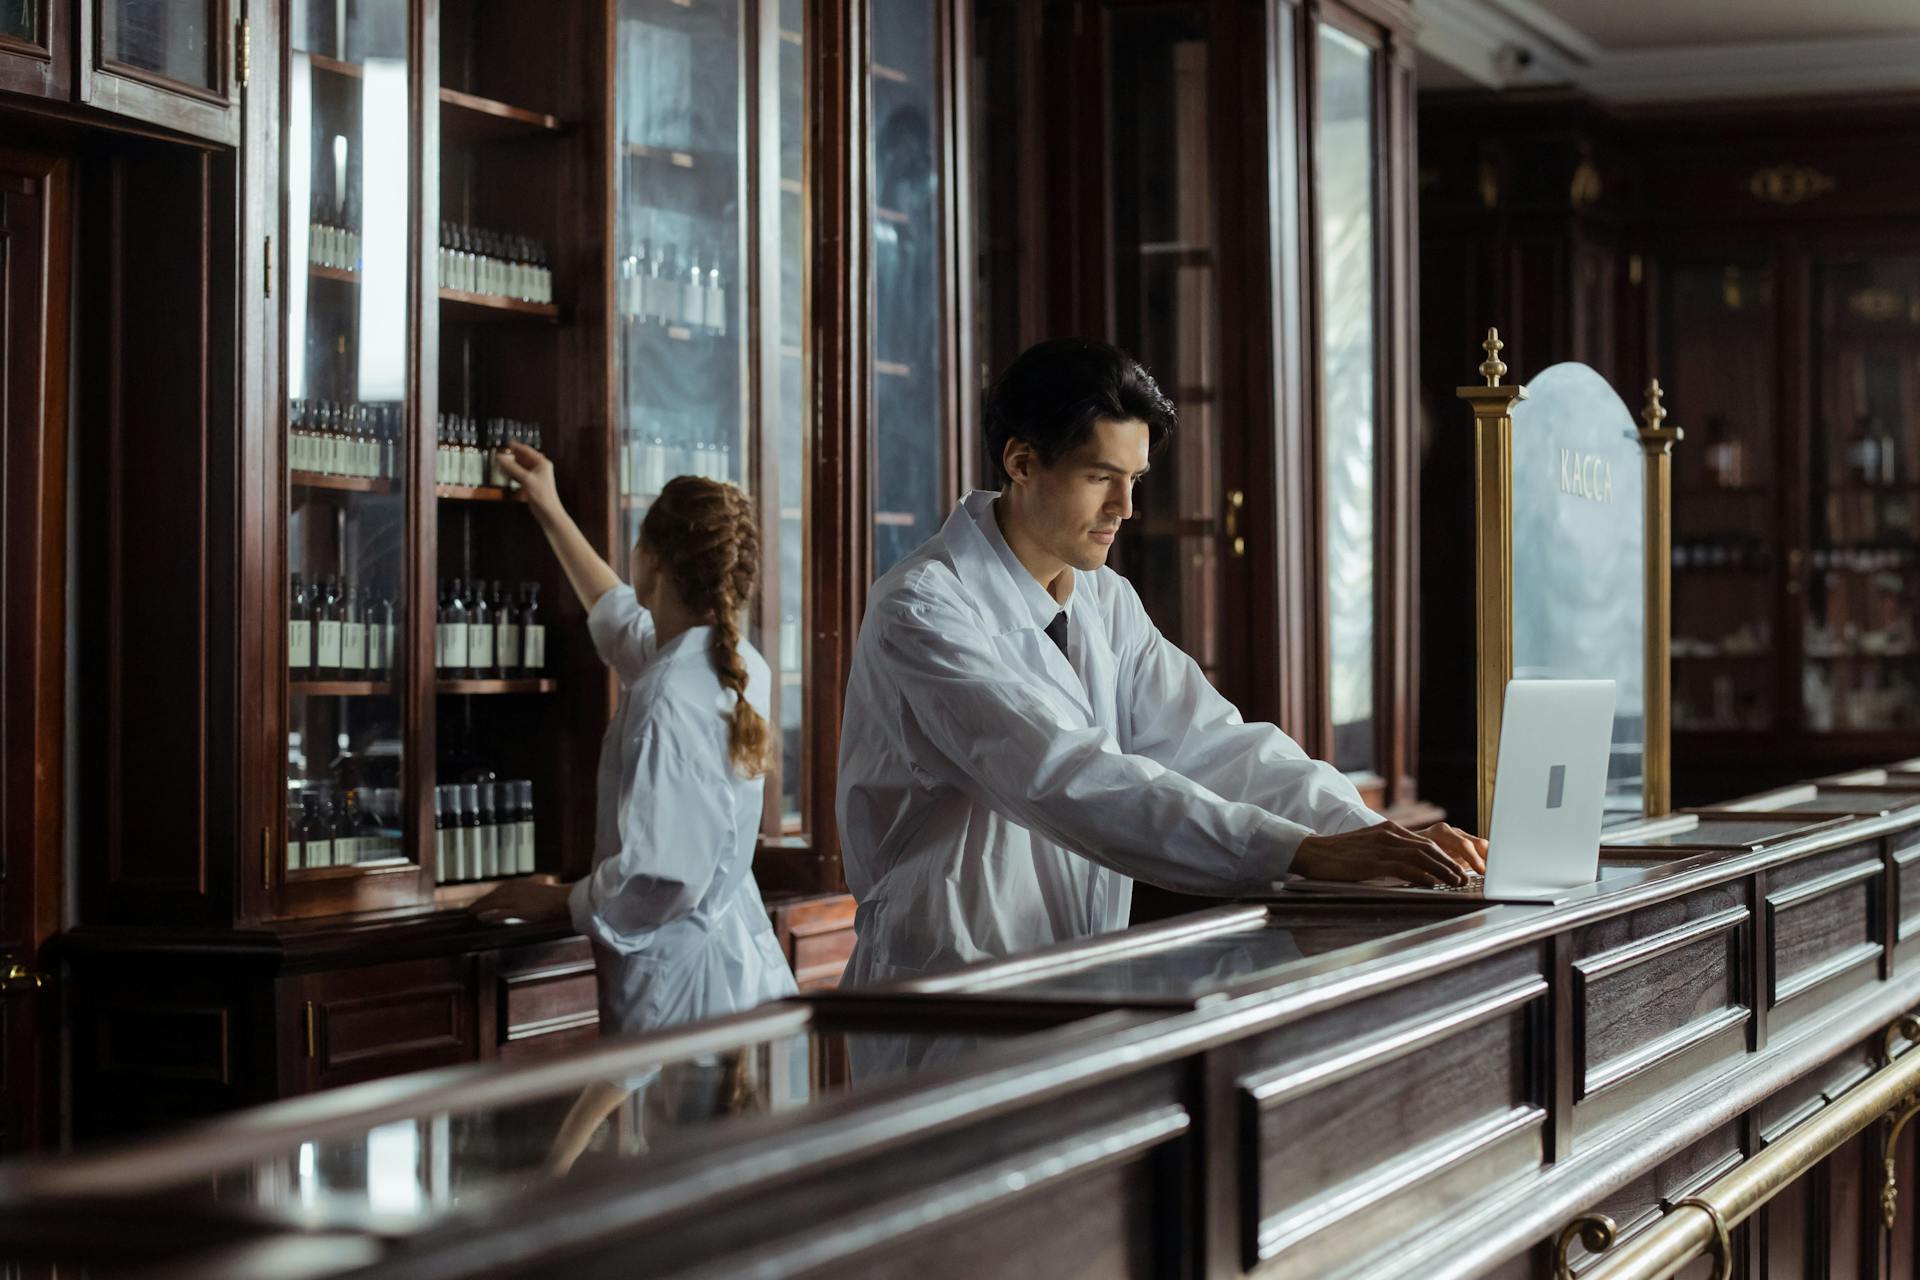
[[869, 0, 945, 574], [1663, 262, 1777, 733], [284, 2, 413, 877], [1807, 255, 1920, 733], [0, 0, 35, 43], [774, 0, 808, 826], [1107, 6, 1222, 678], [1316, 24, 1377, 774], [100, 0, 218, 90]]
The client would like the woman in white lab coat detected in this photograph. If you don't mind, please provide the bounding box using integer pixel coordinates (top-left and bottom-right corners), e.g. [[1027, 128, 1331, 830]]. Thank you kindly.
[[472, 443, 796, 1036]]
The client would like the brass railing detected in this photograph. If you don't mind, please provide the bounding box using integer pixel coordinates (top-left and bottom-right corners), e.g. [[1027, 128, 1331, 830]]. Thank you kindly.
[[1560, 1015, 1920, 1279]]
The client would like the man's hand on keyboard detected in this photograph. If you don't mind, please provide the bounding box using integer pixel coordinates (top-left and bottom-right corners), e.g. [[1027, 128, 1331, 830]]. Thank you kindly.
[[1292, 820, 1480, 886]]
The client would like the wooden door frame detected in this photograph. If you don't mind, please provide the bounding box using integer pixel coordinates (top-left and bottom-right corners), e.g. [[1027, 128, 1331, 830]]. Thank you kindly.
[[0, 143, 71, 1153]]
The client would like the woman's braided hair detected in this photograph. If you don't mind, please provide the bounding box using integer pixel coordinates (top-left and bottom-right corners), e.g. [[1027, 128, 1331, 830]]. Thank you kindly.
[[638, 476, 772, 778]]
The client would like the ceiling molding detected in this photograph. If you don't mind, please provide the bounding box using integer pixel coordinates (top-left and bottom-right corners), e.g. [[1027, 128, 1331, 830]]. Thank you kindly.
[[1417, 0, 1920, 103]]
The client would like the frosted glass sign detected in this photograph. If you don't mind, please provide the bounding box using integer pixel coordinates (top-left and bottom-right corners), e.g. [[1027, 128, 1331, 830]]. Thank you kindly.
[[1509, 363, 1645, 818]]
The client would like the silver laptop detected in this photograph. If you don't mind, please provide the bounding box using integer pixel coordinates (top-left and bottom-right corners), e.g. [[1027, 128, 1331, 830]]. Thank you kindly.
[[1283, 678, 1617, 902]]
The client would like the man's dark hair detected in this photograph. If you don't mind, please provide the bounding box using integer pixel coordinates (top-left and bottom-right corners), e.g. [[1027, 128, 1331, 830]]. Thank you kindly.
[[983, 339, 1176, 483]]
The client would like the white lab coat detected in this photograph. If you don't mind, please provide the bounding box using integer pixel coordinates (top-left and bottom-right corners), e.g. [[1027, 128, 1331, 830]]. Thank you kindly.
[[837, 491, 1383, 986], [569, 586, 798, 1035]]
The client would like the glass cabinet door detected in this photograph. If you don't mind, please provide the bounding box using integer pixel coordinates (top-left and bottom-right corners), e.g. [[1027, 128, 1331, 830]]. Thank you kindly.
[[281, 0, 415, 884], [869, 0, 949, 575], [1663, 260, 1779, 735], [84, 0, 237, 143], [615, 0, 813, 831], [98, 0, 219, 92], [1106, 5, 1225, 683], [0, 0, 66, 99], [1807, 254, 1920, 733], [1315, 22, 1379, 776]]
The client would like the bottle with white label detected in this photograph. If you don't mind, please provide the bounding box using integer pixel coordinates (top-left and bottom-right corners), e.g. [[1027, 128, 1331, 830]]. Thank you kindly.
[[289, 573, 312, 678], [472, 782, 497, 878], [372, 585, 396, 679], [469, 582, 495, 675], [492, 580, 521, 671], [439, 578, 470, 675], [433, 786, 450, 881], [521, 582, 545, 672], [514, 780, 537, 873], [286, 792, 305, 872], [302, 793, 333, 869], [314, 576, 343, 677], [447, 784, 470, 880], [340, 583, 368, 674], [460, 783, 484, 878]]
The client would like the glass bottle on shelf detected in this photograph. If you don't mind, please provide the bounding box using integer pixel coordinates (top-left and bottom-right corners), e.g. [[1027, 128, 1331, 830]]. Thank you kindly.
[[469, 582, 495, 677], [492, 581, 521, 672], [439, 578, 470, 676], [521, 582, 544, 672], [289, 573, 312, 678]]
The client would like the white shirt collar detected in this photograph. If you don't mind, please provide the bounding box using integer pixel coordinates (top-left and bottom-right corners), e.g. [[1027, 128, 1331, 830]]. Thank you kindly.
[[976, 494, 1072, 631]]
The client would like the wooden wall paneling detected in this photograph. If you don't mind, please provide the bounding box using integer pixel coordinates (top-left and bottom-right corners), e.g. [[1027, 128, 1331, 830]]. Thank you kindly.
[[87, 145, 229, 927], [0, 145, 70, 1154], [803, 0, 870, 888], [1210, 0, 1283, 730], [0, 0, 70, 99]]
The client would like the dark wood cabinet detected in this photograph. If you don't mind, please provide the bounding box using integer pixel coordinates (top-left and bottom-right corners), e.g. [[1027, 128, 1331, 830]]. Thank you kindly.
[[1419, 92, 1920, 817]]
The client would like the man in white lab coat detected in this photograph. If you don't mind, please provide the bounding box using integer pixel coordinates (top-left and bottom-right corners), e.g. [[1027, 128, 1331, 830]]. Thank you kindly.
[[837, 338, 1485, 987]]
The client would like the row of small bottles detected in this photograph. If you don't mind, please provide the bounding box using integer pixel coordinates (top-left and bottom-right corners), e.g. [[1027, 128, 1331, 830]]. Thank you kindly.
[[439, 223, 554, 303], [289, 400, 403, 480], [437, 415, 544, 488], [1672, 535, 1771, 571], [310, 201, 361, 273], [290, 574, 398, 679], [438, 579, 547, 676], [1809, 546, 1920, 573], [286, 785, 403, 870], [617, 239, 728, 334], [434, 779, 538, 881], [617, 432, 736, 497]]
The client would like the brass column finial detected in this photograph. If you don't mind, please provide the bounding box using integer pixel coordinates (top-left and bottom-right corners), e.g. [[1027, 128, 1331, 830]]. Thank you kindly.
[[1479, 328, 1507, 386], [1642, 379, 1668, 432]]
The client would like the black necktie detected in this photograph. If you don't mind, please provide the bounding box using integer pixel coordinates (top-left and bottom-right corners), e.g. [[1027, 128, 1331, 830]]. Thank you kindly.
[[1044, 610, 1069, 659]]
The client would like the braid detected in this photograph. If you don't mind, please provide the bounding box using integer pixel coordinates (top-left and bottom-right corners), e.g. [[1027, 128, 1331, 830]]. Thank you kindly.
[[640, 477, 773, 778]]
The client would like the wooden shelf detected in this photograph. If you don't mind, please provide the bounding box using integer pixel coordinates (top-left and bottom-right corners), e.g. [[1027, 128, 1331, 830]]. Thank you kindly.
[[437, 677, 557, 694], [874, 511, 917, 528], [440, 288, 561, 323], [291, 471, 396, 495], [1673, 652, 1775, 660], [307, 52, 364, 79], [623, 142, 700, 168], [288, 859, 416, 882], [308, 263, 360, 286], [439, 86, 565, 141], [872, 62, 910, 84], [433, 874, 554, 908], [436, 483, 525, 503], [291, 679, 395, 696], [876, 360, 912, 378], [876, 206, 910, 225], [1676, 485, 1771, 497]]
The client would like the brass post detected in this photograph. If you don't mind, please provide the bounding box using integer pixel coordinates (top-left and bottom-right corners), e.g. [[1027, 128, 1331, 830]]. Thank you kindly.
[[1456, 329, 1528, 836], [1638, 381, 1682, 818]]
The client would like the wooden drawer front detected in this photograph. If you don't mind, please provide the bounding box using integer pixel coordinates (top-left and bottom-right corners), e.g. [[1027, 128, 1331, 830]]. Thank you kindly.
[[1895, 837, 1920, 941], [792, 924, 857, 989], [306, 957, 475, 1088], [1238, 973, 1547, 1269], [500, 945, 600, 1060], [1574, 1124, 1743, 1268], [1768, 856, 1881, 1008], [1574, 901, 1749, 1101]]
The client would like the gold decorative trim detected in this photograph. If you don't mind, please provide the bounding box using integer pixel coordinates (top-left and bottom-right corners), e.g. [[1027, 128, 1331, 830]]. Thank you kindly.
[[1638, 381, 1682, 818], [1457, 329, 1528, 835], [1554, 1213, 1617, 1278], [1571, 159, 1603, 209], [1672, 1196, 1732, 1280], [1748, 164, 1835, 206]]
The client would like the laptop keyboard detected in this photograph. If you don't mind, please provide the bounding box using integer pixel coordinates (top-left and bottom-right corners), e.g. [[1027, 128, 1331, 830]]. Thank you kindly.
[[1430, 874, 1486, 895]]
